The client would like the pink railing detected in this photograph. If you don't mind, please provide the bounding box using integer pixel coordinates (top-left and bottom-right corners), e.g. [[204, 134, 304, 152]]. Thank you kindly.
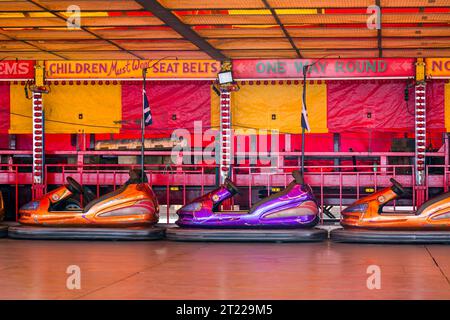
[[2, 162, 448, 222]]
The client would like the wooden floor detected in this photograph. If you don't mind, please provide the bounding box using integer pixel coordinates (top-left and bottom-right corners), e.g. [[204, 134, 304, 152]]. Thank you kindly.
[[0, 239, 449, 300]]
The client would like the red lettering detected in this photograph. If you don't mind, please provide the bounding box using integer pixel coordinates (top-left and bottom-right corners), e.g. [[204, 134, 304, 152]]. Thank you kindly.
[[432, 60, 442, 72], [190, 62, 197, 73], [0, 61, 33, 78], [445, 61, 450, 71], [159, 62, 166, 73]]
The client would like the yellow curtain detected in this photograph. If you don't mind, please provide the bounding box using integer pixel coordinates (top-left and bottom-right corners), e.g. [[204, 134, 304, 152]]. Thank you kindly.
[[9, 83, 122, 134], [211, 82, 328, 133], [446, 82, 450, 132]]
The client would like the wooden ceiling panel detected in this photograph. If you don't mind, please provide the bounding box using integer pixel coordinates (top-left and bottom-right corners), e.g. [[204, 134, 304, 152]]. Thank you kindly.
[[381, 0, 450, 7], [383, 37, 450, 48], [294, 38, 378, 49], [383, 13, 450, 24], [133, 50, 211, 59], [0, 40, 40, 51], [223, 49, 298, 58], [79, 16, 164, 27], [197, 27, 450, 39], [281, 13, 450, 25], [268, 0, 374, 8], [158, 0, 265, 9], [34, 0, 144, 11], [299, 49, 379, 58], [383, 27, 450, 37], [0, 16, 163, 28], [0, 51, 63, 59], [0, 33, 14, 40], [91, 28, 183, 39], [180, 14, 276, 25], [270, 0, 450, 7], [383, 48, 450, 57], [288, 28, 376, 37], [27, 40, 120, 51], [0, 18, 67, 28], [181, 13, 376, 25], [222, 49, 382, 59], [114, 39, 199, 50], [196, 28, 286, 38], [208, 38, 292, 50], [160, 0, 450, 9], [0, 1, 43, 11], [0, 29, 96, 40], [57, 50, 136, 59], [281, 14, 368, 25]]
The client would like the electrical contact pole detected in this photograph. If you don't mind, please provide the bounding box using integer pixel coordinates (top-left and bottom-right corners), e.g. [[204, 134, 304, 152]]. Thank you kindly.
[[141, 68, 147, 184], [301, 65, 308, 174], [300, 55, 335, 174]]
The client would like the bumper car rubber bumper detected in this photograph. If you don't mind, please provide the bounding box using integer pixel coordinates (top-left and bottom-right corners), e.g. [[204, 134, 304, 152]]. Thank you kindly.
[[330, 228, 450, 244], [166, 226, 328, 242], [8, 225, 165, 240], [0, 225, 7, 238]]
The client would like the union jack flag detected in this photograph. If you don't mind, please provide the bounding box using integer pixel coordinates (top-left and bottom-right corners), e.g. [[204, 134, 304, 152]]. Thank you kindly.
[[143, 90, 152, 126], [301, 98, 310, 132]]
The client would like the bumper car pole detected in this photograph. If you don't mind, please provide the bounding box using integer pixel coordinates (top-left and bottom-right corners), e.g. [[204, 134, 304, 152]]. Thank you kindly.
[[29, 63, 49, 201], [414, 58, 427, 207]]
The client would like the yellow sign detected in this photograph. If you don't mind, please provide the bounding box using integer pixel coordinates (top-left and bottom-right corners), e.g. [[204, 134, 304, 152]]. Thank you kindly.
[[425, 58, 450, 77], [10, 83, 122, 134], [45, 60, 221, 79]]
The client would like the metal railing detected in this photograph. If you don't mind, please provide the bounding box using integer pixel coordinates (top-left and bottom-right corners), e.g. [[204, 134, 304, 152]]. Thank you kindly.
[[2, 162, 446, 223]]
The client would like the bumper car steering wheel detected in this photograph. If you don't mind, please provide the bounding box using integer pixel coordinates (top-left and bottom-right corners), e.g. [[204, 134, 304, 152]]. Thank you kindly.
[[292, 170, 304, 185], [224, 178, 240, 195], [390, 178, 406, 196], [66, 177, 83, 195]]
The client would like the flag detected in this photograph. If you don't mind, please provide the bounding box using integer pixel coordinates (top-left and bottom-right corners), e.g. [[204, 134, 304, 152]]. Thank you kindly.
[[143, 90, 152, 126], [301, 98, 310, 132]]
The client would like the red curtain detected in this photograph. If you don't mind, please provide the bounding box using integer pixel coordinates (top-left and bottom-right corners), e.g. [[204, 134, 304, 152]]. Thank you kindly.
[[14, 134, 77, 151], [121, 81, 211, 135], [0, 83, 10, 134], [327, 80, 445, 132], [426, 80, 445, 130]]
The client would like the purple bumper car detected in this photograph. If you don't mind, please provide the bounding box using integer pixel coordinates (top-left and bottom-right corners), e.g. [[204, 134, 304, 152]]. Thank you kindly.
[[176, 170, 319, 228]]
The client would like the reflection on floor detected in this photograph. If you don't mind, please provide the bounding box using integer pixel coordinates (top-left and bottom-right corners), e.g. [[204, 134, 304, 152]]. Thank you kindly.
[[0, 239, 449, 299]]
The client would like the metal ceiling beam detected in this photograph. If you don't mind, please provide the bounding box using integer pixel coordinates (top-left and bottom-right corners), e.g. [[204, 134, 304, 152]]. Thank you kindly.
[[376, 0, 382, 57], [26, 0, 144, 60], [261, 0, 302, 58], [134, 0, 227, 61]]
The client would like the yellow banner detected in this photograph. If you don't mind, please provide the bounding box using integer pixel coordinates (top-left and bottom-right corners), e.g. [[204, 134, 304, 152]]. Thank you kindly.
[[45, 60, 221, 79], [9, 83, 121, 134], [445, 82, 450, 131], [212, 82, 328, 134], [426, 58, 450, 77]]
